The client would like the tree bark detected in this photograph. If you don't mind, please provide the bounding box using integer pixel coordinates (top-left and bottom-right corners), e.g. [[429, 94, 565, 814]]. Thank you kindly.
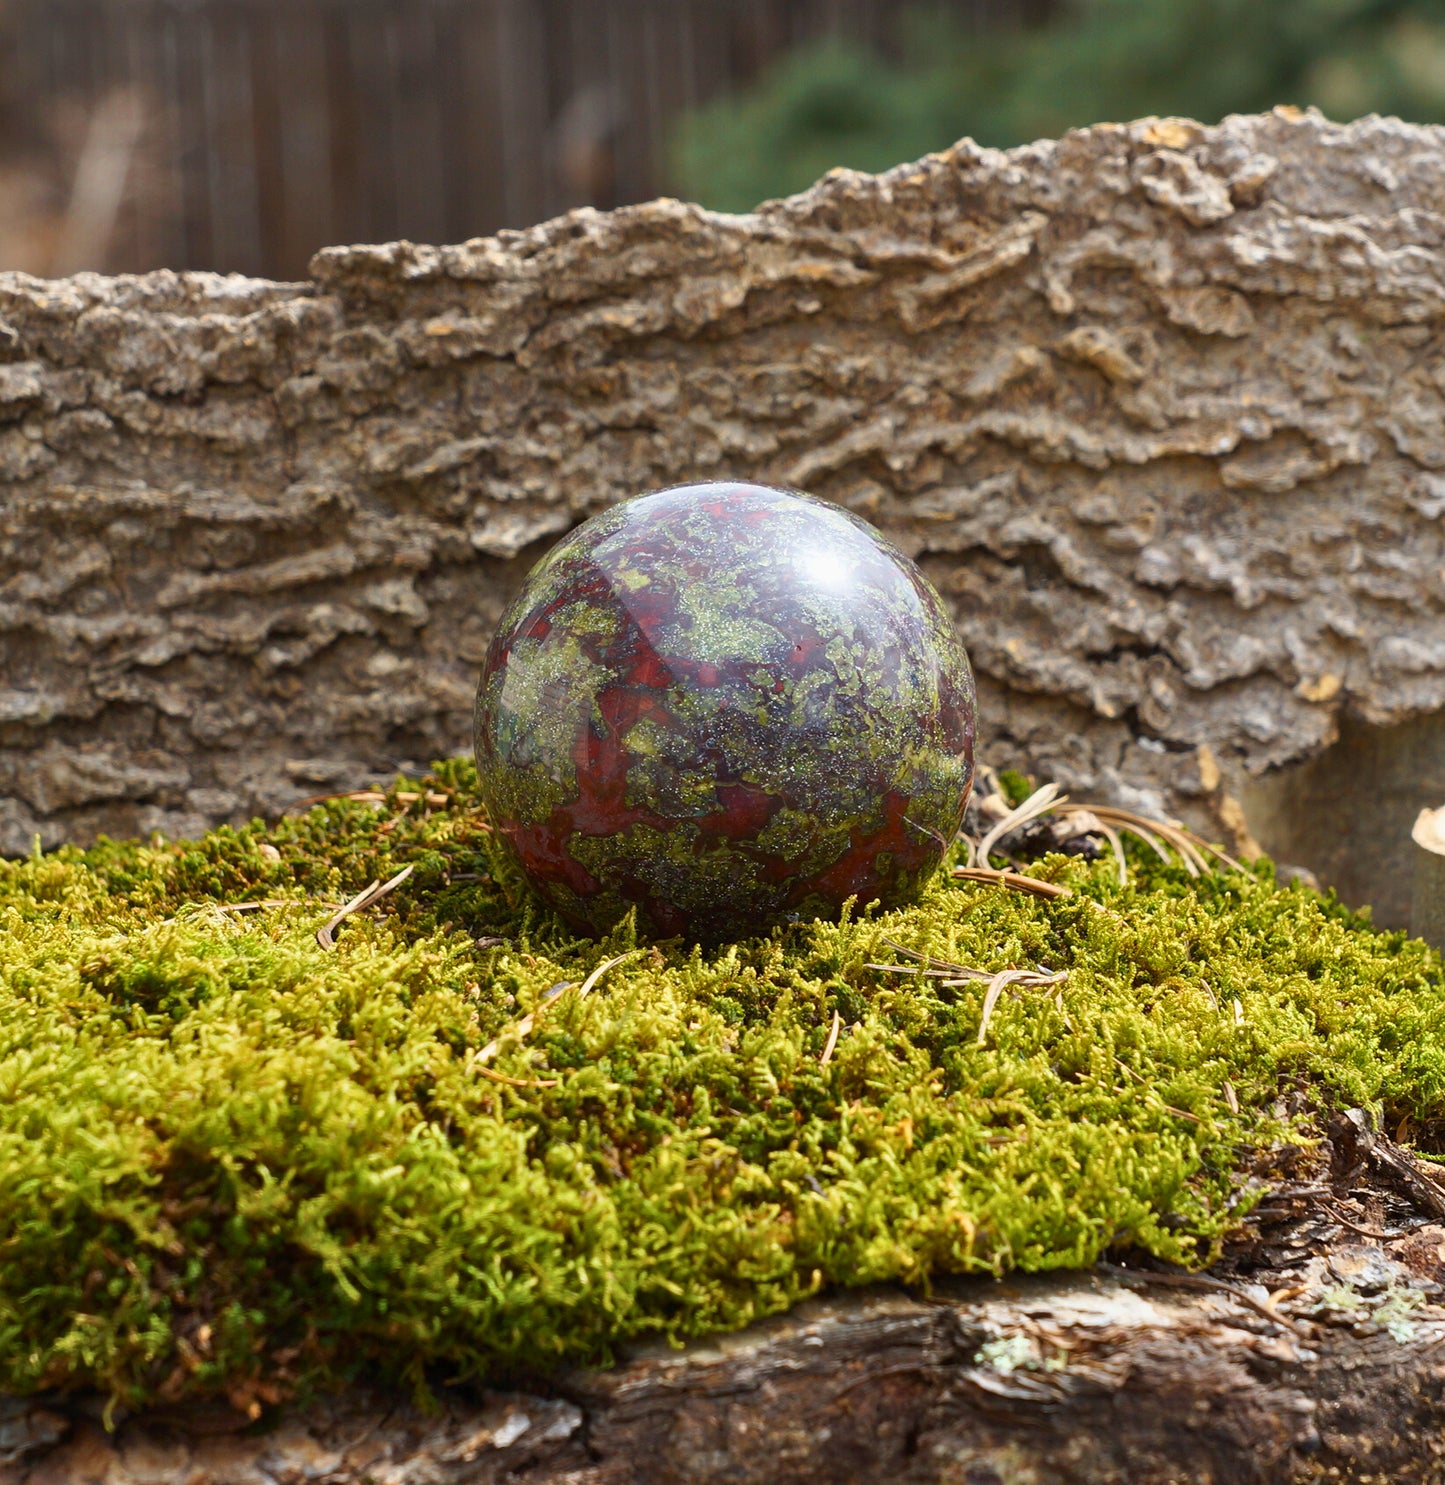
[[6, 1119, 1445, 1484], [3, 107, 1445, 911]]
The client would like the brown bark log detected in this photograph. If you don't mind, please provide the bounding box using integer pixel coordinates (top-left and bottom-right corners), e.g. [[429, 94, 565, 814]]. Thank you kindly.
[[3, 107, 1445, 919]]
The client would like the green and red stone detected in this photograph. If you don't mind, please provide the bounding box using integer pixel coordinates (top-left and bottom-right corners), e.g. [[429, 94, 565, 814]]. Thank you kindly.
[[475, 482, 976, 942]]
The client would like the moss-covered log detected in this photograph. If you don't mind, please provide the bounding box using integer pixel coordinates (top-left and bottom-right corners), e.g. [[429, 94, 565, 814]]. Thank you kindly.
[[5, 772, 1445, 1482], [4, 108, 1445, 922], [9, 1185, 1445, 1485]]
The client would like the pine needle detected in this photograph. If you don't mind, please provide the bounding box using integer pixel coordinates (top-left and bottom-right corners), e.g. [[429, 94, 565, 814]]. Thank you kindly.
[[879, 939, 986, 976], [1054, 802, 1234, 877], [966, 774, 1242, 884], [875, 940, 995, 981], [221, 899, 343, 914], [474, 1066, 560, 1090], [975, 967, 1069, 1047], [469, 981, 573, 1068], [951, 866, 1074, 899], [1093, 820, 1130, 887], [315, 864, 415, 949], [575, 950, 643, 1002], [470, 950, 642, 1070], [973, 782, 1065, 867]]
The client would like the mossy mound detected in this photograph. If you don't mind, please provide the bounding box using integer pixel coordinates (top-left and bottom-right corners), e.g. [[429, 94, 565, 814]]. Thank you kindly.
[[2, 759, 1443, 1413]]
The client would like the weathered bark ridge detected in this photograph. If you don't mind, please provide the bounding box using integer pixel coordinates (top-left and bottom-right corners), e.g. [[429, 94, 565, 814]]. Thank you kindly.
[[2, 108, 1444, 918]]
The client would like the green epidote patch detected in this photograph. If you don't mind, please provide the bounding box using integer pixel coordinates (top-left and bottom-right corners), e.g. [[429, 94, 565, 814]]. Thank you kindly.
[[2, 756, 1444, 1413]]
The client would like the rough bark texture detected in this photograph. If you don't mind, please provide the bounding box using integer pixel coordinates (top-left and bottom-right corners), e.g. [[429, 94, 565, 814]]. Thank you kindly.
[[8, 1120, 1445, 1484], [4, 107, 1445, 916]]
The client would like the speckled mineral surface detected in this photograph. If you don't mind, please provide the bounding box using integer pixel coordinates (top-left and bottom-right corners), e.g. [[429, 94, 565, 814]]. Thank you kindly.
[[475, 482, 976, 940]]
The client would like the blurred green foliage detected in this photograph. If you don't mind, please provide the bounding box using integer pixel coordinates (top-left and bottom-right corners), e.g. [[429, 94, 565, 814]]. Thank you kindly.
[[674, 0, 1445, 212]]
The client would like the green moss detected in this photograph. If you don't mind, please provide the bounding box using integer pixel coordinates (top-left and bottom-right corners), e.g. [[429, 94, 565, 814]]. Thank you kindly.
[[996, 769, 1035, 807], [2, 757, 1443, 1411]]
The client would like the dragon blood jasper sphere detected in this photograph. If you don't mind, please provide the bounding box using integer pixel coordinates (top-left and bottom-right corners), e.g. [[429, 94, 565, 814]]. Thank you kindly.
[[475, 482, 976, 941]]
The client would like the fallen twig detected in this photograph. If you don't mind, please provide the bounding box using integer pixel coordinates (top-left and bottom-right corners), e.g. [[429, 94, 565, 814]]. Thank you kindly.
[[1324, 1201, 1393, 1240], [820, 1010, 842, 1066]]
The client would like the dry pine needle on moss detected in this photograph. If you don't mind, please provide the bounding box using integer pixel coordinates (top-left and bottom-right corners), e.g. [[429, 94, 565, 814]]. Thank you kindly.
[[2, 756, 1444, 1413]]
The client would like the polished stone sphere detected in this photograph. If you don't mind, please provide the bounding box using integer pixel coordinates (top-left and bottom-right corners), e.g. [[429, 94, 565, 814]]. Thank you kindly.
[[474, 482, 976, 941]]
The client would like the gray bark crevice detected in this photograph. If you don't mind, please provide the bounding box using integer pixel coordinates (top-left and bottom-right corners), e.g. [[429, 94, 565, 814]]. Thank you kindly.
[[3, 108, 1445, 899]]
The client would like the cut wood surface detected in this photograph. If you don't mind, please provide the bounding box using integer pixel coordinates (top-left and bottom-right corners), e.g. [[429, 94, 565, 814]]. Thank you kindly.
[[3, 107, 1445, 922], [1414, 807, 1445, 950], [6, 1114, 1445, 1484]]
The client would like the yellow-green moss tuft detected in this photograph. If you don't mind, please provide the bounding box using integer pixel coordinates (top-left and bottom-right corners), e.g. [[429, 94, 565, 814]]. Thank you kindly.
[[2, 757, 1442, 1409]]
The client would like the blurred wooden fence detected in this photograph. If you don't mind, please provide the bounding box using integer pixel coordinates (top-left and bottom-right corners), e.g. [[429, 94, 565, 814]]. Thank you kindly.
[[5, 0, 1049, 280]]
